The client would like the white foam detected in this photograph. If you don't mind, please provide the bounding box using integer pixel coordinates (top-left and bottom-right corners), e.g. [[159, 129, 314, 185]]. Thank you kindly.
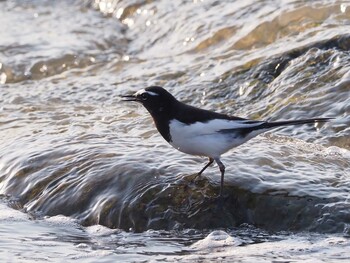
[[0, 202, 28, 221], [190, 230, 242, 250], [85, 224, 120, 236], [44, 214, 80, 227]]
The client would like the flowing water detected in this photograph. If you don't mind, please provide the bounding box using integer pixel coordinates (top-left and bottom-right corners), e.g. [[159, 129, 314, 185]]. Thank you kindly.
[[1, 0, 350, 262]]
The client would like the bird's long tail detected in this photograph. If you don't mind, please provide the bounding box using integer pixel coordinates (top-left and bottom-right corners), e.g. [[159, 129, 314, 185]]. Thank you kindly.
[[261, 117, 333, 129]]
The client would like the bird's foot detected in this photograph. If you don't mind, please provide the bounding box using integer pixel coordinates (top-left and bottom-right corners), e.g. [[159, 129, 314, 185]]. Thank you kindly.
[[179, 173, 202, 184], [187, 172, 202, 183], [193, 172, 202, 180]]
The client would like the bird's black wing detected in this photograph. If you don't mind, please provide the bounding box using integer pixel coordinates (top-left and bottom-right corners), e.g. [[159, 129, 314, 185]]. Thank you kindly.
[[173, 102, 245, 125], [217, 120, 267, 137], [218, 118, 333, 137]]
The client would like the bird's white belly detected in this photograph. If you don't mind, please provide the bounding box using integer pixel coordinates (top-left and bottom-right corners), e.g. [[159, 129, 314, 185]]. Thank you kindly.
[[168, 119, 250, 158]]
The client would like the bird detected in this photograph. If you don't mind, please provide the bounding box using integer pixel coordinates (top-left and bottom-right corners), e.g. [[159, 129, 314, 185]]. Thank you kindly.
[[121, 86, 332, 197]]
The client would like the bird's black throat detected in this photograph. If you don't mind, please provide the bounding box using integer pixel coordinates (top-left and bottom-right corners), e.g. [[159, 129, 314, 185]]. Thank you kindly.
[[143, 100, 176, 143]]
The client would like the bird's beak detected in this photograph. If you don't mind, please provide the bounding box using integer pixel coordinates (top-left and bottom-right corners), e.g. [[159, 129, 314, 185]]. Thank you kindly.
[[120, 94, 139, 102]]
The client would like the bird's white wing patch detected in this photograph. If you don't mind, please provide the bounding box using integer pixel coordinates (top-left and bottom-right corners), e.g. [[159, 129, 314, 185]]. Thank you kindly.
[[171, 119, 263, 135]]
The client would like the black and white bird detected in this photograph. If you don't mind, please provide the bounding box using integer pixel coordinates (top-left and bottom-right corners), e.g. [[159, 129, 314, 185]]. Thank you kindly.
[[122, 86, 331, 197]]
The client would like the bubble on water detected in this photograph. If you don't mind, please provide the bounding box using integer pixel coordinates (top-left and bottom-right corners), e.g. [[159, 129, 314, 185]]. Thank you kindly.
[[75, 243, 89, 249]]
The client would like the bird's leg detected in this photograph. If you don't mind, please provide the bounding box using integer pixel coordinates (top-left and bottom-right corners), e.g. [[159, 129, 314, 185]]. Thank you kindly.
[[214, 158, 225, 197], [193, 157, 214, 181], [197, 157, 214, 177]]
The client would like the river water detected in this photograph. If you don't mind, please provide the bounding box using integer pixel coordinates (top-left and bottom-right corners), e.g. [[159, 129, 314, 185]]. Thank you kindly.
[[1, 0, 350, 262]]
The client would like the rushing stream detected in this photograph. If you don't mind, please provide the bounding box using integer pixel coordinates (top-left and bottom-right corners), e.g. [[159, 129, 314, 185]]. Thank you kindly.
[[1, 0, 350, 262]]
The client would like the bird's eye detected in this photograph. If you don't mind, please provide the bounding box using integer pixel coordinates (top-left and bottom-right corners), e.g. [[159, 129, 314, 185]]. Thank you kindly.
[[140, 93, 148, 100]]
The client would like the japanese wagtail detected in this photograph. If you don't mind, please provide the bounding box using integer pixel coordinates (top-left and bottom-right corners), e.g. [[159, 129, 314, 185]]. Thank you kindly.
[[121, 86, 332, 197]]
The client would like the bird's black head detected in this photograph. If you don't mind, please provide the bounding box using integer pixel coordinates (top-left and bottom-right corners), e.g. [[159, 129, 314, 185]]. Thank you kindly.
[[121, 86, 177, 116]]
